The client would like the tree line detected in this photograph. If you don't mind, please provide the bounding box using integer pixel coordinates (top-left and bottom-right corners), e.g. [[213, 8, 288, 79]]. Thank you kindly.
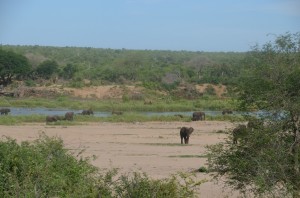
[[0, 45, 245, 90]]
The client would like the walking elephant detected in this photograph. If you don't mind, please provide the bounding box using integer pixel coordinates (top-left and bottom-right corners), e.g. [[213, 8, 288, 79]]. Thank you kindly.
[[65, 112, 74, 121], [0, 108, 10, 115], [232, 124, 247, 144], [180, 127, 194, 144], [46, 115, 62, 123], [192, 111, 205, 121]]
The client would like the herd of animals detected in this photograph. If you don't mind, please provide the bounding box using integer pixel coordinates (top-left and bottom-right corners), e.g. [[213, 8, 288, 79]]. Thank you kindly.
[[0, 107, 259, 145]]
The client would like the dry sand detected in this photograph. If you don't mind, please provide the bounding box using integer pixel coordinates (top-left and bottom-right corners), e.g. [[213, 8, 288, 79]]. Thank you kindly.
[[0, 121, 241, 197]]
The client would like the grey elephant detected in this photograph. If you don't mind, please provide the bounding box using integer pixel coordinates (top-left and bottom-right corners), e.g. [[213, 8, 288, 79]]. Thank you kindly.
[[0, 108, 10, 115], [192, 111, 205, 121], [81, 109, 93, 115], [65, 112, 74, 121], [232, 124, 247, 144], [46, 115, 62, 123], [180, 127, 194, 144]]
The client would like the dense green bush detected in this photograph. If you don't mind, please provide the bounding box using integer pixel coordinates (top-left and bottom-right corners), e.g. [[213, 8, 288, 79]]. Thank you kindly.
[[0, 134, 202, 197], [0, 134, 101, 197]]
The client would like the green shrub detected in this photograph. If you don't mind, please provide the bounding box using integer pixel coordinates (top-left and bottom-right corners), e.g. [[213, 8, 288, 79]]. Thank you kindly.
[[0, 134, 203, 197], [25, 80, 36, 87], [0, 134, 102, 197]]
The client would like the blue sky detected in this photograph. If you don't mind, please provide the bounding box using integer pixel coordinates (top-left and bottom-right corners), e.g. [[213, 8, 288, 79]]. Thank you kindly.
[[0, 0, 299, 52]]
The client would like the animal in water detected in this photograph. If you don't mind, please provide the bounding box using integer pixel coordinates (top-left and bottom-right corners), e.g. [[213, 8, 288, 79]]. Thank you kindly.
[[180, 127, 194, 144], [192, 111, 205, 121], [81, 109, 94, 115], [222, 109, 233, 115], [0, 108, 10, 115]]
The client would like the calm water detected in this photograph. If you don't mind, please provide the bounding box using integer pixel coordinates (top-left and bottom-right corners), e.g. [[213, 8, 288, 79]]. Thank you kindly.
[[2, 107, 230, 117]]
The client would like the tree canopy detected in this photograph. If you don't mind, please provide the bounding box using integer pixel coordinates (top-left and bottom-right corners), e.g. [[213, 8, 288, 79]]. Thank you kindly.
[[0, 50, 31, 86], [207, 32, 300, 197]]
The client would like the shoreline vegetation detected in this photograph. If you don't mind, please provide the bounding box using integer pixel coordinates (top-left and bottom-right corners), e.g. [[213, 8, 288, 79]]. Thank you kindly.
[[0, 96, 245, 125], [0, 96, 237, 112]]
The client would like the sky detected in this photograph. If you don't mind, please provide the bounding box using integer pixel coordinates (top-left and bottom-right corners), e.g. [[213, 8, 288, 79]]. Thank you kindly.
[[0, 0, 299, 52]]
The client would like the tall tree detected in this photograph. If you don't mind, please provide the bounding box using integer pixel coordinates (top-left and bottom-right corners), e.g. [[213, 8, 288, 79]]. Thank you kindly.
[[36, 60, 59, 79], [207, 32, 300, 197], [0, 50, 31, 86]]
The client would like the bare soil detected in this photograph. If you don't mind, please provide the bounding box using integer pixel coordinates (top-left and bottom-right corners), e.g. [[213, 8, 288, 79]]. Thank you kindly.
[[0, 121, 240, 198]]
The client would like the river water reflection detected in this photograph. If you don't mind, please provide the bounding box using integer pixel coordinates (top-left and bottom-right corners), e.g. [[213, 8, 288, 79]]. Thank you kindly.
[[5, 107, 232, 117]]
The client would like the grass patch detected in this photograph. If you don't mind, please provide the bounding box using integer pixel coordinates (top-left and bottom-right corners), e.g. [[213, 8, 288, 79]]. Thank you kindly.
[[2, 97, 237, 112]]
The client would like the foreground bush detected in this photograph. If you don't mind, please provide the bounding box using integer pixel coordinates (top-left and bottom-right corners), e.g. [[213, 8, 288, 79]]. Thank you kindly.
[[0, 134, 202, 197]]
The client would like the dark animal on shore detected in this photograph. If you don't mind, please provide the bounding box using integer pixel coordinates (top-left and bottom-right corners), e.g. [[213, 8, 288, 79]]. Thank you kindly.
[[232, 124, 247, 144], [46, 115, 63, 123], [192, 111, 205, 121], [222, 109, 233, 115], [0, 108, 10, 115], [180, 127, 194, 144], [81, 109, 93, 115], [112, 110, 123, 115], [65, 112, 74, 121]]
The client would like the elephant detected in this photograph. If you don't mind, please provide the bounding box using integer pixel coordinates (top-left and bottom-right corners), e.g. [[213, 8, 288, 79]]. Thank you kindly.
[[81, 109, 93, 115], [112, 110, 123, 115], [222, 109, 233, 115], [46, 115, 62, 123], [180, 127, 194, 144], [232, 124, 247, 144], [65, 112, 74, 121], [192, 111, 205, 121], [0, 108, 10, 115]]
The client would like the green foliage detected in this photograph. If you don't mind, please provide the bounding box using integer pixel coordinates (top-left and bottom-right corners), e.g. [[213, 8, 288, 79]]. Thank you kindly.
[[207, 32, 300, 197], [36, 60, 59, 79], [24, 79, 36, 87], [0, 134, 101, 197], [61, 63, 79, 79], [0, 49, 31, 86], [113, 172, 202, 198], [0, 134, 203, 197], [1, 45, 245, 88], [198, 166, 208, 173]]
